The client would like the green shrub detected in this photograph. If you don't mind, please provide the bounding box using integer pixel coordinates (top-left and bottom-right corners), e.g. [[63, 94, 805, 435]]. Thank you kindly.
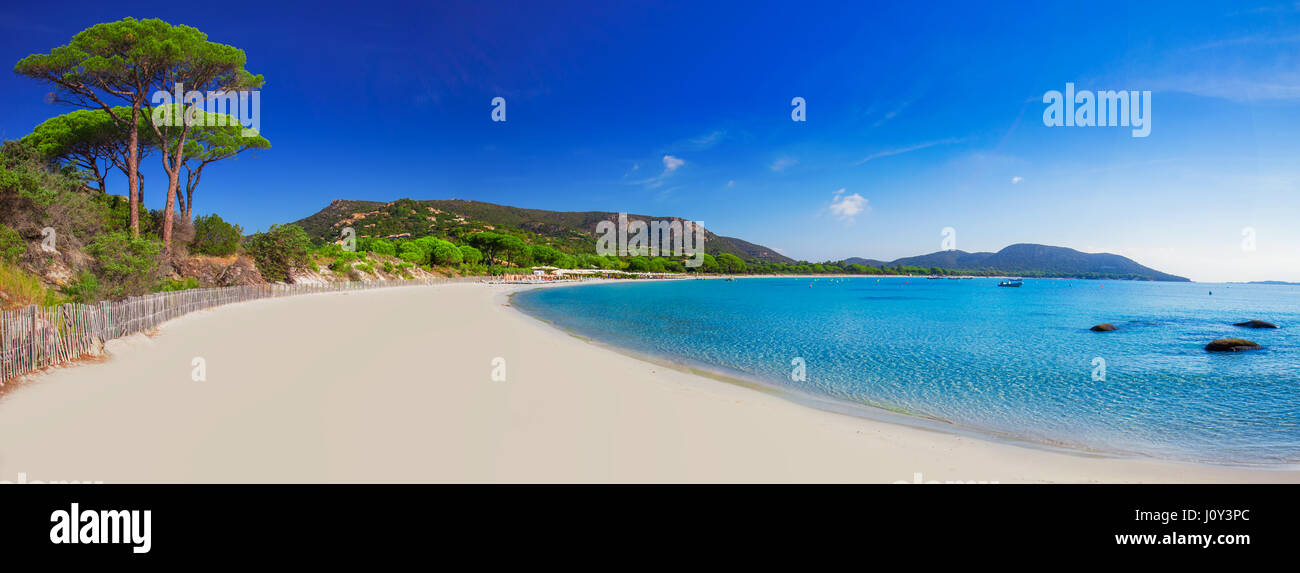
[[368, 239, 396, 257], [158, 277, 201, 292], [715, 253, 746, 273], [316, 242, 346, 258], [382, 261, 394, 274], [530, 244, 563, 265], [0, 260, 56, 308], [458, 245, 482, 265], [413, 236, 441, 254], [325, 250, 365, 274], [0, 225, 25, 263], [431, 241, 463, 265], [245, 224, 313, 283], [398, 242, 425, 263], [1, 140, 109, 239], [356, 263, 374, 275], [85, 231, 163, 298], [61, 270, 100, 303], [190, 214, 243, 256]]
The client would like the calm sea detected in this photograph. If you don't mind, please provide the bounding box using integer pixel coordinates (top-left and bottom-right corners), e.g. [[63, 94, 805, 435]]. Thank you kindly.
[[513, 277, 1300, 465]]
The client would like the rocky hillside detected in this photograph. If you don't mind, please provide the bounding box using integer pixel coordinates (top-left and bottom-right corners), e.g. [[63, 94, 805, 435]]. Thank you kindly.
[[289, 198, 794, 263]]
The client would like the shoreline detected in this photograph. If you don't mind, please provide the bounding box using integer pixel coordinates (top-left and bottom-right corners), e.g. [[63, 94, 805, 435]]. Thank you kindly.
[[0, 280, 1294, 482], [507, 280, 1300, 472]]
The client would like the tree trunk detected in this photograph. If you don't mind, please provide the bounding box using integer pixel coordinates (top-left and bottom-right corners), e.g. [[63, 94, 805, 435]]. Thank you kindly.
[[160, 133, 190, 251], [162, 168, 179, 251], [182, 166, 202, 221], [177, 191, 186, 222], [127, 105, 141, 239]]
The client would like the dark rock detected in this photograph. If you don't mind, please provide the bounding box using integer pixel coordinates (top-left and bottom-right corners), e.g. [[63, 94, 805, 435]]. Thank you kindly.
[[1233, 320, 1278, 329], [1205, 338, 1262, 352], [1090, 323, 1117, 332]]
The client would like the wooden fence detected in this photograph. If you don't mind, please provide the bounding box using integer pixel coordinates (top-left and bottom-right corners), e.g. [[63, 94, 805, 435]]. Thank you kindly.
[[0, 277, 478, 384]]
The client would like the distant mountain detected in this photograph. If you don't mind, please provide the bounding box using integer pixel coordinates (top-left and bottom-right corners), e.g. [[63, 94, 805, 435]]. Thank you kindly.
[[289, 198, 795, 263], [850, 243, 1188, 281], [844, 257, 889, 268]]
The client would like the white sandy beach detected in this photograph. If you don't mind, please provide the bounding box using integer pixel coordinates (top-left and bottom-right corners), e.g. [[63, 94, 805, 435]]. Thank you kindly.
[[0, 281, 1295, 483]]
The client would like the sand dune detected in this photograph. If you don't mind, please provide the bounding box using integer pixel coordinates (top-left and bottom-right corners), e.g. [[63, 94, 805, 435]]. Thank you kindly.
[[0, 282, 1294, 483]]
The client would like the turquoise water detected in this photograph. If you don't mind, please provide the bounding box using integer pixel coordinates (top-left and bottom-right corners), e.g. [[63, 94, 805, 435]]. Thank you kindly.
[[513, 278, 1300, 464]]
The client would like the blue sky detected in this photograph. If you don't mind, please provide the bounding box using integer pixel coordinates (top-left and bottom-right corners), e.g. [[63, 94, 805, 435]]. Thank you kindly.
[[2, 0, 1299, 281]]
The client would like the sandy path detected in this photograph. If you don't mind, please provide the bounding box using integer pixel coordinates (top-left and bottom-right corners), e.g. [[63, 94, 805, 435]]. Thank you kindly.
[[0, 282, 1294, 483]]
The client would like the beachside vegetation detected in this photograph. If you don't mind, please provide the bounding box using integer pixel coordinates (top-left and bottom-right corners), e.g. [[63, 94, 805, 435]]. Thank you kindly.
[[15, 18, 264, 248], [0, 261, 59, 308], [244, 224, 312, 283], [190, 213, 243, 256], [0, 17, 289, 306], [85, 231, 164, 298]]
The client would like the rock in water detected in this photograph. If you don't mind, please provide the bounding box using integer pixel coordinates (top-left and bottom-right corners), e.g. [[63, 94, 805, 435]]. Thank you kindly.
[[1090, 323, 1117, 332], [1205, 338, 1262, 352], [1233, 320, 1278, 329]]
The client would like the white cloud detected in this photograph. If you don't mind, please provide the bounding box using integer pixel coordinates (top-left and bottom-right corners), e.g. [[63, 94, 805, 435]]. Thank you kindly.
[[1011, 176, 1023, 184], [770, 156, 798, 172], [855, 137, 965, 165], [829, 188, 870, 221], [627, 155, 685, 188], [665, 130, 727, 152], [1151, 72, 1300, 102], [687, 130, 725, 149], [872, 99, 913, 127]]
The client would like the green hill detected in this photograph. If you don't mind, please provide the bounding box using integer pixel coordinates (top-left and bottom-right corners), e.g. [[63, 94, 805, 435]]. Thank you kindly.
[[289, 198, 794, 263], [851, 243, 1188, 281]]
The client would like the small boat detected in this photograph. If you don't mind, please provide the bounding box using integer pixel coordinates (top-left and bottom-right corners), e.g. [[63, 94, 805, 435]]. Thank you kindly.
[[997, 279, 1024, 287]]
